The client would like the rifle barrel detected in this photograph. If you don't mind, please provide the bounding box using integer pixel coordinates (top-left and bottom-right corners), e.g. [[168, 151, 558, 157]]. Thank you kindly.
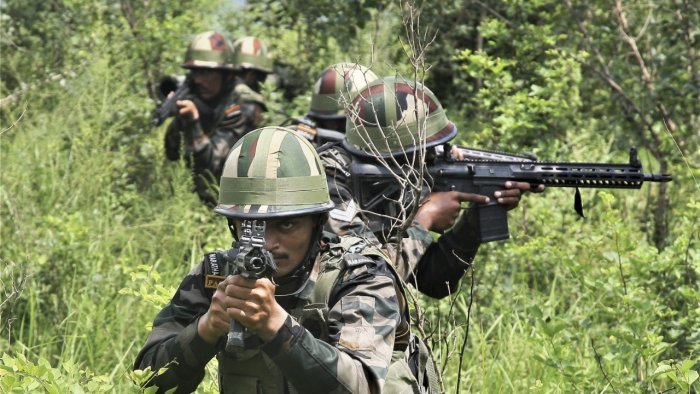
[[435, 160, 671, 189]]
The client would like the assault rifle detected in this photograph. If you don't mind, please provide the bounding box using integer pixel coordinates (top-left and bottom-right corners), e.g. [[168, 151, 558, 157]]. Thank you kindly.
[[224, 220, 277, 351], [152, 75, 191, 127], [351, 146, 672, 242]]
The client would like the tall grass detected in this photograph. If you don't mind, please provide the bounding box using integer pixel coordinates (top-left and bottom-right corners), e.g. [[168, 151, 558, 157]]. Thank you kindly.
[[1, 49, 227, 391], [422, 185, 699, 392], [1, 26, 697, 394]]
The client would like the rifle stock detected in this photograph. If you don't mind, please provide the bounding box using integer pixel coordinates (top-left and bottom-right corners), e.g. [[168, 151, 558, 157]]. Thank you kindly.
[[351, 148, 672, 242]]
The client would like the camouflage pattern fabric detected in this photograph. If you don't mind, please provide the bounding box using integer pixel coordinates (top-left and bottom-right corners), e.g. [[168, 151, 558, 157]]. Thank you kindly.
[[163, 81, 264, 206], [321, 145, 481, 299], [215, 127, 333, 218], [308, 63, 378, 120], [181, 31, 235, 70], [231, 36, 273, 74], [343, 77, 457, 159], [133, 234, 401, 393]]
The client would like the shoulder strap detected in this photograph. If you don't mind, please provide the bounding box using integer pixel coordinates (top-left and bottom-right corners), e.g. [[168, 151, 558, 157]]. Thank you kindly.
[[315, 140, 342, 154], [309, 236, 363, 305], [311, 236, 388, 304]]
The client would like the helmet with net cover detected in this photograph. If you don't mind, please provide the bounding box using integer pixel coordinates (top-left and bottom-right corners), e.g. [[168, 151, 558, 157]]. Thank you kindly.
[[231, 36, 273, 74], [215, 127, 334, 219], [343, 77, 456, 158], [181, 31, 235, 70], [308, 63, 379, 120]]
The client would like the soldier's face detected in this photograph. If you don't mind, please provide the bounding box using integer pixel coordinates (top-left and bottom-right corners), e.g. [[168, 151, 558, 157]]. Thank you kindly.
[[314, 117, 346, 133], [236, 216, 316, 277], [190, 68, 224, 100]]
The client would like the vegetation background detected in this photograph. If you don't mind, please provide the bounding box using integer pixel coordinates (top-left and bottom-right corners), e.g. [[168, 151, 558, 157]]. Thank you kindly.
[[1, 0, 698, 392]]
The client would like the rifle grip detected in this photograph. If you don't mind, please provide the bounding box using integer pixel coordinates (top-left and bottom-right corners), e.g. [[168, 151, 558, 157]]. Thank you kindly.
[[475, 203, 510, 243], [225, 319, 247, 352]]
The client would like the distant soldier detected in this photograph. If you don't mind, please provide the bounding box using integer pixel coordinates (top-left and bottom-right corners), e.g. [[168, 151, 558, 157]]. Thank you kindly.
[[287, 63, 378, 146], [230, 36, 271, 129], [323, 77, 543, 298], [135, 126, 403, 393], [163, 31, 263, 206]]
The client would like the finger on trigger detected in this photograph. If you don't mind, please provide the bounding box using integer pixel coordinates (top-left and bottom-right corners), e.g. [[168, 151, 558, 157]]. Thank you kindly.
[[457, 192, 488, 203]]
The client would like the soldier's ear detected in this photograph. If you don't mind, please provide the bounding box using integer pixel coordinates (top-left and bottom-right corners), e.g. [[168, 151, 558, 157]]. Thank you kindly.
[[315, 214, 329, 243]]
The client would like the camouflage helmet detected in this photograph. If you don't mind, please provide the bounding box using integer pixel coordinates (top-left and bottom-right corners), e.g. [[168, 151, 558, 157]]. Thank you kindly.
[[231, 36, 273, 74], [343, 77, 456, 158], [181, 31, 235, 70], [215, 127, 334, 219], [308, 63, 379, 120]]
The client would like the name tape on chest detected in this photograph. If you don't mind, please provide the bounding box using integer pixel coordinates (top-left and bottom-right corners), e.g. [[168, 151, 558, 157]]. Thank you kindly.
[[204, 274, 227, 289]]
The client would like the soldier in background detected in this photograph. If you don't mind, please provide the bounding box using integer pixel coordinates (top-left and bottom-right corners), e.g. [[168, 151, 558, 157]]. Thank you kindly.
[[323, 77, 544, 299], [163, 31, 263, 206], [308, 63, 378, 133], [135, 127, 402, 393], [287, 62, 378, 146], [229, 36, 271, 130]]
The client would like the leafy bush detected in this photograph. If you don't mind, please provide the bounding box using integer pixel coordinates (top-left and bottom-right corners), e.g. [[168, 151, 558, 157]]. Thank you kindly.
[[1, 0, 696, 392]]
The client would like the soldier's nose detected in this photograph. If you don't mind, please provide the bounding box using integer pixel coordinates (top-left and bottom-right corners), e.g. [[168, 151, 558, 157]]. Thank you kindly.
[[264, 232, 279, 251]]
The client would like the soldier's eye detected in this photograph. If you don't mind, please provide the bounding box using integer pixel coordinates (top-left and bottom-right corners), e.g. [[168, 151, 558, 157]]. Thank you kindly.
[[278, 221, 296, 231]]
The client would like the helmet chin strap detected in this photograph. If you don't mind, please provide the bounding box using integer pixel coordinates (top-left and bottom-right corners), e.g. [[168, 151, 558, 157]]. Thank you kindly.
[[227, 217, 238, 245]]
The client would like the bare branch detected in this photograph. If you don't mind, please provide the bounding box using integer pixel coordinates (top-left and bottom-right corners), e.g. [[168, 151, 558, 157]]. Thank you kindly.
[[0, 101, 28, 136], [0, 71, 74, 109]]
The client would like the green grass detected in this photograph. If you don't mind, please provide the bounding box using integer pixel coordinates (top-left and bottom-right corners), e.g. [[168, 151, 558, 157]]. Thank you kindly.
[[1, 42, 698, 394]]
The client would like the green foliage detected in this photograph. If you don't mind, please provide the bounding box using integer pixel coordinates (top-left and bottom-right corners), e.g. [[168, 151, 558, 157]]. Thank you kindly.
[[0, 3, 226, 390], [654, 359, 700, 393], [0, 353, 113, 393], [422, 192, 698, 392], [1, 0, 697, 392], [221, 1, 410, 109], [452, 46, 584, 155]]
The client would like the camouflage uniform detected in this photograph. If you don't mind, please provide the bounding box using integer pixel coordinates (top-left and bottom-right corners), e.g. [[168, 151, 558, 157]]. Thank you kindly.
[[231, 36, 274, 100], [322, 77, 483, 299], [135, 127, 402, 393], [163, 31, 264, 206], [322, 145, 480, 299]]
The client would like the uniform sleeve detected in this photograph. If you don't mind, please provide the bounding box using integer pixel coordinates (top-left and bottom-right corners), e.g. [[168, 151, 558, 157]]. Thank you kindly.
[[410, 205, 482, 298], [191, 130, 237, 180], [260, 258, 400, 394], [133, 262, 219, 393], [233, 82, 265, 129]]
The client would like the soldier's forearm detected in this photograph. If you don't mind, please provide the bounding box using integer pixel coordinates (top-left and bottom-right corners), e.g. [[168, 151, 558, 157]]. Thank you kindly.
[[442, 205, 481, 256], [135, 318, 218, 392], [412, 206, 481, 299], [262, 316, 370, 393]]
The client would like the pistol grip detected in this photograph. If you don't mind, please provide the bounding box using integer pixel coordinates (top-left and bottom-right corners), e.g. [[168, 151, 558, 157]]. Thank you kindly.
[[225, 320, 247, 352]]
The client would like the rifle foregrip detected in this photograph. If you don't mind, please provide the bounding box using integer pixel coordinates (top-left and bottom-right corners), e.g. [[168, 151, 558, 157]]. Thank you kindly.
[[475, 203, 510, 242]]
